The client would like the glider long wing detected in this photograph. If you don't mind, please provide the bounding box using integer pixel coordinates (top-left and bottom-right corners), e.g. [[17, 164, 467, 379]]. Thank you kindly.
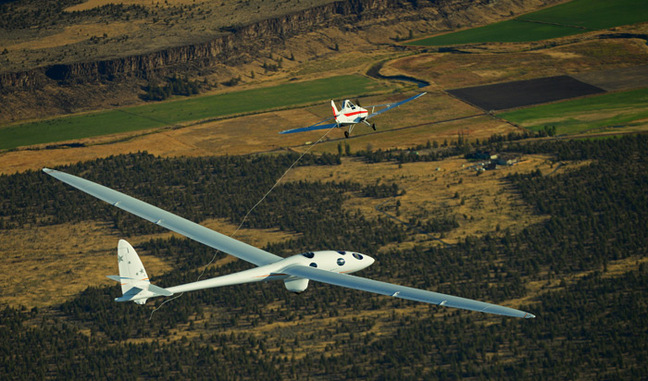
[[366, 92, 427, 119], [43, 168, 283, 266], [283, 265, 535, 318]]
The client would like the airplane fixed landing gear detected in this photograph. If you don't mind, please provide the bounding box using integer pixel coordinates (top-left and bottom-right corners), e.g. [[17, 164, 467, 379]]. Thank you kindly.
[[344, 122, 375, 138], [345, 124, 356, 138]]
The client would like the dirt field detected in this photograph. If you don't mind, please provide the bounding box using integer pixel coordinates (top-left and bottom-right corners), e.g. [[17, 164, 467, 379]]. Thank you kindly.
[[387, 38, 648, 89], [447, 75, 605, 111], [571, 64, 648, 91], [0, 216, 295, 308]]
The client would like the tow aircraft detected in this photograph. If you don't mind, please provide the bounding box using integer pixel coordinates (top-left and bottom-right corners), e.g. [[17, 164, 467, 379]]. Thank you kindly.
[[43, 168, 535, 319], [280, 92, 426, 138]]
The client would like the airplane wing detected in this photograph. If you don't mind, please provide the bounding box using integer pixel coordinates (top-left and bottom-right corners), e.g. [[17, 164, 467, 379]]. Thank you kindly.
[[283, 265, 535, 318], [279, 123, 339, 134], [279, 117, 337, 134], [43, 168, 283, 266], [366, 92, 427, 119]]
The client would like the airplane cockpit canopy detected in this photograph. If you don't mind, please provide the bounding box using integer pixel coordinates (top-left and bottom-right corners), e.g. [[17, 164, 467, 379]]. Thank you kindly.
[[344, 100, 356, 109]]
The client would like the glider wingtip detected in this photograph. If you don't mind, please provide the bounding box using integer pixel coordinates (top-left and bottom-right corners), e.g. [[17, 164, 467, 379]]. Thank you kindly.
[[42, 168, 53, 173]]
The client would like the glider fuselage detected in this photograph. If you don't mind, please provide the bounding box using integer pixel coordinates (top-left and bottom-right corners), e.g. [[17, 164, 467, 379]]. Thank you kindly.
[[166, 250, 374, 295]]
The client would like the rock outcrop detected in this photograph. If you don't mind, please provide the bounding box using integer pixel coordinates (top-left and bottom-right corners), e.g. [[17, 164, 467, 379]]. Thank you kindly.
[[0, 0, 560, 89]]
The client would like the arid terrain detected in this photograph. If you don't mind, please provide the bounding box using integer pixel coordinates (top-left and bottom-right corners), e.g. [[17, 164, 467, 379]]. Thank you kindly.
[[2, 1, 648, 304], [0, 0, 564, 124], [1, 1, 648, 378]]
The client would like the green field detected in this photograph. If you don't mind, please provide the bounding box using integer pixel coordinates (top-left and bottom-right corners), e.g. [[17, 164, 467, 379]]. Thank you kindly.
[[0, 75, 391, 150], [408, 0, 648, 46], [518, 0, 648, 30], [408, 20, 582, 46], [498, 88, 648, 135]]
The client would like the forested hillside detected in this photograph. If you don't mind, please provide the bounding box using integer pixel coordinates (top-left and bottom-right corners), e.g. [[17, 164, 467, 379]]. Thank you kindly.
[[1, 135, 647, 379]]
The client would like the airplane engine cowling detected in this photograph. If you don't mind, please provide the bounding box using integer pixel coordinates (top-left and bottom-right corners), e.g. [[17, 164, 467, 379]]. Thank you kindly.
[[284, 278, 309, 293]]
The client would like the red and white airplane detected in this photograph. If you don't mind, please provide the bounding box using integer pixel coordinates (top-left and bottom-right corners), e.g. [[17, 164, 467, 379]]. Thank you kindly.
[[280, 92, 426, 138]]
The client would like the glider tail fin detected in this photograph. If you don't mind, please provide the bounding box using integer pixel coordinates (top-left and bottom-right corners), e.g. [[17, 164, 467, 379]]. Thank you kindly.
[[331, 100, 339, 124], [117, 239, 148, 294], [107, 240, 172, 304]]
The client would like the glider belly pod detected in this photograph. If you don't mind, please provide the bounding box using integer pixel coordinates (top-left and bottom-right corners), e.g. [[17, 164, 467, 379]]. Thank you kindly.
[[44, 168, 535, 319]]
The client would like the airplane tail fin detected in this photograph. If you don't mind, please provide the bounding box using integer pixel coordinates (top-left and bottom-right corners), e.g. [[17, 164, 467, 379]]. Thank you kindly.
[[107, 240, 172, 304], [331, 100, 339, 123]]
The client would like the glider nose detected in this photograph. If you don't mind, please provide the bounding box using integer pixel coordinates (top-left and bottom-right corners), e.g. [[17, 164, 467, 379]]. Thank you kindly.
[[351, 252, 374, 271], [360, 254, 375, 269]]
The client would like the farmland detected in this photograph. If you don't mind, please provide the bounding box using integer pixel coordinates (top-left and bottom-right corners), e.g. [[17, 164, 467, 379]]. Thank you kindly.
[[0, 75, 394, 150], [498, 87, 648, 134], [407, 0, 648, 46], [447, 75, 605, 111], [408, 20, 583, 46], [516, 0, 648, 30]]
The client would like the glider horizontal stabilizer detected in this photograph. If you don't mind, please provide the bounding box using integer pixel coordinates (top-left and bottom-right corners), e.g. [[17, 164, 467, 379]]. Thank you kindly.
[[107, 276, 173, 302], [112, 285, 173, 302]]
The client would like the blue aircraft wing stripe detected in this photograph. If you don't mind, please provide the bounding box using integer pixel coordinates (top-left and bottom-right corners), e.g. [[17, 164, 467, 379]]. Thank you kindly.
[[366, 92, 427, 119], [279, 123, 339, 134]]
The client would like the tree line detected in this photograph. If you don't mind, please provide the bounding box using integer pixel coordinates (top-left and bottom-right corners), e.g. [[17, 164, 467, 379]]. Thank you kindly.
[[1, 135, 647, 379]]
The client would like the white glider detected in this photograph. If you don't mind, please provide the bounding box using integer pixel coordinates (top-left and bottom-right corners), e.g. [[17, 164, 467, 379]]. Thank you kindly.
[[43, 168, 535, 319]]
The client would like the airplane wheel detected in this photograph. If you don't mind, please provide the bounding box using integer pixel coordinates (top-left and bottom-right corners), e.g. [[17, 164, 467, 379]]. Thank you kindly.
[[372, 123, 376, 131], [344, 131, 350, 138]]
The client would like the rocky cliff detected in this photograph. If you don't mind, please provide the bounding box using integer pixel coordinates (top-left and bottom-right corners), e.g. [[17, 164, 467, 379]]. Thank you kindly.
[[0, 0, 559, 89]]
